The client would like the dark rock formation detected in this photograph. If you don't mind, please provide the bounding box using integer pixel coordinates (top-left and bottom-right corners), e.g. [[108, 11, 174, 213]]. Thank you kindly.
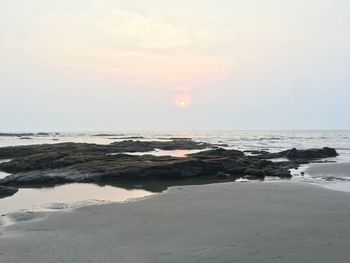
[[0, 138, 212, 159], [189, 148, 244, 158], [0, 139, 338, 198], [0, 185, 18, 198], [255, 147, 338, 163], [0, 153, 292, 188], [36, 132, 52, 136], [0, 132, 59, 137], [0, 133, 34, 137], [93, 133, 125, 137], [283, 147, 338, 160]]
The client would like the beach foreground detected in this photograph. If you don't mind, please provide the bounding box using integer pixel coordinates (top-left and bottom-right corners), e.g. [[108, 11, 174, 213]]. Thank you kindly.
[[1, 182, 350, 263]]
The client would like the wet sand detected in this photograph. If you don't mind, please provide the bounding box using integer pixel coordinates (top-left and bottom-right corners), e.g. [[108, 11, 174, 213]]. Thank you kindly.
[[306, 162, 350, 179], [306, 162, 350, 192], [1, 181, 350, 263]]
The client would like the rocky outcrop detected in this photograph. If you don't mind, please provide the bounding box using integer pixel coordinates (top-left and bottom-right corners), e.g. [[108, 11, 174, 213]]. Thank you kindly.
[[0, 138, 212, 159], [0, 185, 18, 198], [93, 133, 125, 137], [283, 147, 338, 160], [0, 133, 34, 137], [0, 140, 338, 198], [255, 147, 338, 163], [189, 148, 245, 158], [0, 154, 293, 188], [0, 132, 59, 137]]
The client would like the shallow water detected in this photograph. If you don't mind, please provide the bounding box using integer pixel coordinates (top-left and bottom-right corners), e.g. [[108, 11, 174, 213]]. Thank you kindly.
[[302, 162, 350, 193], [123, 148, 208, 158], [0, 183, 153, 215], [0, 159, 11, 179], [0, 171, 10, 180]]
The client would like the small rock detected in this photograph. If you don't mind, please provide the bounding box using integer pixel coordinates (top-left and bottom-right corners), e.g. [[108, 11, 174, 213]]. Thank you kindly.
[[0, 186, 18, 198]]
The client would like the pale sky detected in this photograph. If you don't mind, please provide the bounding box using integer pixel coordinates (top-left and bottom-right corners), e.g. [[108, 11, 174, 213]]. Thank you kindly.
[[0, 0, 349, 131]]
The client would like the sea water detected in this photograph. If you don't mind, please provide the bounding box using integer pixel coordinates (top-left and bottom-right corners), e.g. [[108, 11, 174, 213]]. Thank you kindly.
[[0, 130, 349, 214]]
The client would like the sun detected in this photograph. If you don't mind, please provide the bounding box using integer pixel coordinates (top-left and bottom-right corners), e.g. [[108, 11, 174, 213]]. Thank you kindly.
[[179, 100, 187, 108], [175, 96, 190, 109]]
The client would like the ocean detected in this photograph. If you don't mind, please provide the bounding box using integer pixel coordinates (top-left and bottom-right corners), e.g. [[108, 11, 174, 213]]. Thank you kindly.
[[0, 130, 349, 215]]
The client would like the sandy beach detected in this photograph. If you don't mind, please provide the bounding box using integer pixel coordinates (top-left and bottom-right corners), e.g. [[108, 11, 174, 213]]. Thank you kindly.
[[1, 181, 350, 263]]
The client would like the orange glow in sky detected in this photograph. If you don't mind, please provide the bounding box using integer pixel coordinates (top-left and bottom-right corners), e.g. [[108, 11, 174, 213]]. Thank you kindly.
[[175, 96, 191, 109]]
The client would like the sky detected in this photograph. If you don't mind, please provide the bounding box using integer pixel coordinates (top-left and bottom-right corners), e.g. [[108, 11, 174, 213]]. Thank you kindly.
[[0, 0, 349, 131]]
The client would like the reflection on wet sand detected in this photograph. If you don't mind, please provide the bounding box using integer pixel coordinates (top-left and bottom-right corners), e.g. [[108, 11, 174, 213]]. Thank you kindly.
[[0, 183, 153, 215]]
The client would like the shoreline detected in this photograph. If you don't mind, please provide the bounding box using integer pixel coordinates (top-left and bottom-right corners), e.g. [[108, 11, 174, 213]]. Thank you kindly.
[[1, 182, 350, 262], [2, 160, 350, 225], [1, 160, 349, 228], [0, 141, 339, 199]]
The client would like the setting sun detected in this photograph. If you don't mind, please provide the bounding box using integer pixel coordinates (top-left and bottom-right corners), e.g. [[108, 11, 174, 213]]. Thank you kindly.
[[175, 96, 191, 109], [179, 100, 186, 108]]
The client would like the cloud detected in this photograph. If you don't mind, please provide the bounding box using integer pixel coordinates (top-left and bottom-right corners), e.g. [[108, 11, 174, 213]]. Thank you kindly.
[[1, 3, 233, 90], [56, 50, 232, 90]]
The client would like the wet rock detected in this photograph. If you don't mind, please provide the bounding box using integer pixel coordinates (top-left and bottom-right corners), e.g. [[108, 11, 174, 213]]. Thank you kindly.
[[0, 139, 213, 159], [0, 152, 288, 188], [244, 150, 269, 155], [189, 148, 244, 159], [109, 139, 213, 152], [256, 147, 338, 161], [0, 169, 98, 187], [0, 140, 338, 197], [0, 186, 18, 198], [0, 133, 34, 137], [284, 147, 338, 160], [36, 132, 52, 136], [93, 133, 125, 137], [216, 172, 231, 178]]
